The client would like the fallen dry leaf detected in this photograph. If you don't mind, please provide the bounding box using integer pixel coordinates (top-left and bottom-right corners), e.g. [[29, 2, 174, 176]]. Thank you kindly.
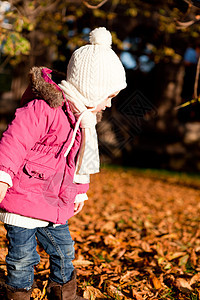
[[176, 278, 193, 294], [120, 270, 140, 283], [166, 252, 186, 261], [106, 284, 127, 299], [83, 286, 107, 299], [104, 234, 121, 247], [73, 260, 93, 266], [132, 287, 143, 300], [31, 288, 42, 300], [190, 273, 200, 286], [150, 274, 162, 290], [190, 248, 197, 267]]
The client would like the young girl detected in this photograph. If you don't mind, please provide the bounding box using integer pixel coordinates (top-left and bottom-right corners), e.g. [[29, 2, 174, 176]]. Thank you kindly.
[[0, 27, 126, 300]]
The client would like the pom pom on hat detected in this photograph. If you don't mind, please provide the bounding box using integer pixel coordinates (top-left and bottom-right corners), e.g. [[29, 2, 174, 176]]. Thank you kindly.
[[89, 27, 112, 47]]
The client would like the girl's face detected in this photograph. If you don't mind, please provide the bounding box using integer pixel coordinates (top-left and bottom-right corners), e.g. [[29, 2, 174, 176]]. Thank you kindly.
[[92, 91, 119, 113]]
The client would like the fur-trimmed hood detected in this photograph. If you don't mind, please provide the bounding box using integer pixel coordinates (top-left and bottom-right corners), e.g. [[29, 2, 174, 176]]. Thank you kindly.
[[21, 67, 66, 108]]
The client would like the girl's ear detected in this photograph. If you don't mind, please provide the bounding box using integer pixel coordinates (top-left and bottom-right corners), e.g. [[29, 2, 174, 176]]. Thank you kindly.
[[96, 111, 103, 123]]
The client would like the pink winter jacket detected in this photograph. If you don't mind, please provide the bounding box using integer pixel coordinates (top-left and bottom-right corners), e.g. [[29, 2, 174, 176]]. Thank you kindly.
[[0, 67, 89, 224]]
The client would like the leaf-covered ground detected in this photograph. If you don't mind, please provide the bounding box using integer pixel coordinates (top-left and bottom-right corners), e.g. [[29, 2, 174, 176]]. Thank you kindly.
[[0, 167, 200, 300]]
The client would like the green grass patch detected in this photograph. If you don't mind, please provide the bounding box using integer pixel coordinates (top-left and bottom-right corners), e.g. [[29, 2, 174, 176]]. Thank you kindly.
[[101, 163, 200, 189]]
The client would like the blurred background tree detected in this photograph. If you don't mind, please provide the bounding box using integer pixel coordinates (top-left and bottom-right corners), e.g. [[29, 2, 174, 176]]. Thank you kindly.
[[0, 0, 189, 96], [1, 0, 200, 172]]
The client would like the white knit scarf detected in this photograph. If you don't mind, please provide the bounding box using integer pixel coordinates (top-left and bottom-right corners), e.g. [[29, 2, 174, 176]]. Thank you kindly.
[[58, 80, 100, 184]]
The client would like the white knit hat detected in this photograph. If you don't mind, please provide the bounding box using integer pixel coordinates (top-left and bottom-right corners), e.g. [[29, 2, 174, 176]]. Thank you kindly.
[[65, 27, 127, 107]]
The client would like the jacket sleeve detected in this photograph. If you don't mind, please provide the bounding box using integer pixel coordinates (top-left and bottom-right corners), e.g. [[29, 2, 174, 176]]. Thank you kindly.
[[76, 183, 89, 195], [0, 100, 54, 179]]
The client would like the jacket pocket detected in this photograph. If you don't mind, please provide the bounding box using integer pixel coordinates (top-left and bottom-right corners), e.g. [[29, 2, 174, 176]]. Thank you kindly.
[[19, 161, 55, 194]]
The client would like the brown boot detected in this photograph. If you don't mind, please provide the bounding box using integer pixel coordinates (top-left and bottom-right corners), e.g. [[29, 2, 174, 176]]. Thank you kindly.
[[47, 270, 87, 300], [5, 285, 32, 300]]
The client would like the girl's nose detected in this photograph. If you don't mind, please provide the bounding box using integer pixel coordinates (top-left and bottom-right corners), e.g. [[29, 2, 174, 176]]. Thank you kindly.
[[106, 99, 112, 107]]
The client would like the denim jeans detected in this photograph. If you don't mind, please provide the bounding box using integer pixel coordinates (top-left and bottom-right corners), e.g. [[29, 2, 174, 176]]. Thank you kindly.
[[5, 222, 75, 290]]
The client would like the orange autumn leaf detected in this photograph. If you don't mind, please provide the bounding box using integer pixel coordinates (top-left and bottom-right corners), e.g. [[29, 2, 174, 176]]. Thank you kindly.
[[83, 286, 107, 299], [150, 274, 162, 290]]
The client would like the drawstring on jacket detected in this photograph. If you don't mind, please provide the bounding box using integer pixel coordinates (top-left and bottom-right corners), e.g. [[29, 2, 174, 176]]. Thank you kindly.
[[64, 107, 97, 158]]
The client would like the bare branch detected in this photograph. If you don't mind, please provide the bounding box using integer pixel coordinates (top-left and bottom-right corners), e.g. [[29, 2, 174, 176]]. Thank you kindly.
[[30, 0, 61, 17], [183, 0, 200, 8], [0, 56, 11, 72], [175, 14, 200, 28], [176, 19, 196, 28], [182, 0, 192, 5], [9, 0, 27, 16], [194, 56, 200, 99], [82, 0, 108, 9], [0, 23, 12, 30]]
